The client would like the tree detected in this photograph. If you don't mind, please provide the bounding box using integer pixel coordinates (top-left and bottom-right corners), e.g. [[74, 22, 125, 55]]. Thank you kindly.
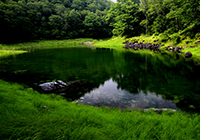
[[140, 0, 149, 34], [107, 0, 144, 37], [83, 12, 101, 38]]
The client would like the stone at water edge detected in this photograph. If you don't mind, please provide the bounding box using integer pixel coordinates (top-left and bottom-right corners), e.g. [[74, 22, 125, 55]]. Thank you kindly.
[[195, 41, 200, 44], [174, 47, 181, 53], [185, 51, 192, 58], [38, 80, 67, 93]]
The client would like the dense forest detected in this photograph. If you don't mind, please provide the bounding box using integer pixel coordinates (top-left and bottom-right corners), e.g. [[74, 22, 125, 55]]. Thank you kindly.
[[0, 0, 200, 43], [107, 0, 200, 39], [0, 0, 113, 43]]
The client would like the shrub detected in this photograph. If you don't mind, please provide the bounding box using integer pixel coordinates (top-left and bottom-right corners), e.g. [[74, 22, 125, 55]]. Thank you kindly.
[[170, 33, 181, 44]]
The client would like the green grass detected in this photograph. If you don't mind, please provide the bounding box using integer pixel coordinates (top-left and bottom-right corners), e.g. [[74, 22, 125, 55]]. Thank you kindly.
[[0, 38, 96, 58], [0, 50, 27, 57], [93, 35, 200, 61], [0, 38, 96, 51], [1, 38, 200, 139], [93, 37, 126, 50], [2, 36, 200, 60], [0, 43, 27, 57], [0, 79, 200, 140]]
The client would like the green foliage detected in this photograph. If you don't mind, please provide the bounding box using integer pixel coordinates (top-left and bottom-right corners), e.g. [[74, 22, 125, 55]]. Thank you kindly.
[[1, 0, 199, 42], [107, 0, 144, 37], [159, 33, 169, 43], [180, 23, 200, 38], [195, 33, 200, 40], [169, 33, 180, 44], [83, 12, 101, 38], [138, 0, 200, 38], [0, 0, 113, 43]]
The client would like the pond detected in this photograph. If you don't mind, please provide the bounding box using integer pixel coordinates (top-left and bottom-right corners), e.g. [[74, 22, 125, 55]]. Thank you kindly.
[[0, 47, 200, 112]]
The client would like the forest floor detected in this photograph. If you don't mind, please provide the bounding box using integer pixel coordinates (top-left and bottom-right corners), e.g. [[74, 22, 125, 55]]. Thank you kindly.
[[1, 36, 200, 139]]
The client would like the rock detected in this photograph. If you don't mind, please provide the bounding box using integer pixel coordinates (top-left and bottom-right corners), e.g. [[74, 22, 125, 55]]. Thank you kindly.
[[85, 41, 93, 45], [128, 42, 134, 49], [169, 47, 174, 51], [190, 45, 198, 48], [185, 41, 190, 44], [56, 80, 67, 86], [122, 41, 128, 44], [39, 80, 67, 93], [145, 43, 152, 50], [38, 80, 88, 93], [185, 51, 192, 58], [125, 42, 131, 49], [138, 44, 143, 49], [133, 43, 139, 50], [174, 47, 182, 53]]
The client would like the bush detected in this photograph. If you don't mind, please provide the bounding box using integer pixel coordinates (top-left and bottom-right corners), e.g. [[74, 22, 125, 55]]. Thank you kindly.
[[170, 33, 181, 44], [195, 33, 200, 40], [159, 33, 169, 43]]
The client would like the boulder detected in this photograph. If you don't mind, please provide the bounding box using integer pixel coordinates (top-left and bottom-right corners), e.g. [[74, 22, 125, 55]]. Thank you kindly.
[[122, 41, 128, 44], [185, 51, 192, 58], [39, 80, 67, 93], [174, 47, 182, 53], [129, 42, 134, 49], [190, 45, 198, 48], [38, 80, 87, 93], [122, 42, 161, 52], [145, 43, 152, 50], [169, 47, 174, 51]]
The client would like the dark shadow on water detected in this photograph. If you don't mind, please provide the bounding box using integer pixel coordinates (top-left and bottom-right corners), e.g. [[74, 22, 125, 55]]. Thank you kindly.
[[0, 47, 200, 113]]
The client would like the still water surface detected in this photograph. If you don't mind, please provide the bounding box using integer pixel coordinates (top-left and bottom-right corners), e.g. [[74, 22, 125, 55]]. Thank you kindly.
[[0, 47, 200, 112]]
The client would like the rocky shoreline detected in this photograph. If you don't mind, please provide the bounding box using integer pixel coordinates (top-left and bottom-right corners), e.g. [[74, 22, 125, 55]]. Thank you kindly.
[[123, 41, 193, 58]]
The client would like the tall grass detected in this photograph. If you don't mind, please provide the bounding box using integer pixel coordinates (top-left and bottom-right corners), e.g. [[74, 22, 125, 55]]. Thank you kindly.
[[0, 79, 200, 140]]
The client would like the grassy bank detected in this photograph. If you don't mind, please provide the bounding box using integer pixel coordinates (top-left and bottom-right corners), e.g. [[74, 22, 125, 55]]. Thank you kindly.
[[1, 35, 200, 60], [93, 35, 200, 61], [0, 79, 200, 140], [0, 38, 95, 52], [1, 38, 200, 139]]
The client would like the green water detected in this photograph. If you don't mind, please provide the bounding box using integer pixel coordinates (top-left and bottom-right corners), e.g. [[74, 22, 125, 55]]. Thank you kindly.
[[0, 47, 200, 112]]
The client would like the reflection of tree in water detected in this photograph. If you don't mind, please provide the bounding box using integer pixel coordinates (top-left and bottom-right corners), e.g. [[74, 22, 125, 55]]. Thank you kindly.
[[112, 52, 200, 113], [113, 73, 140, 94], [1, 48, 200, 112]]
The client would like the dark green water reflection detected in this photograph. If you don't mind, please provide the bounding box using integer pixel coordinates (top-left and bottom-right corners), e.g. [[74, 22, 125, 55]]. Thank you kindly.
[[0, 47, 200, 112]]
